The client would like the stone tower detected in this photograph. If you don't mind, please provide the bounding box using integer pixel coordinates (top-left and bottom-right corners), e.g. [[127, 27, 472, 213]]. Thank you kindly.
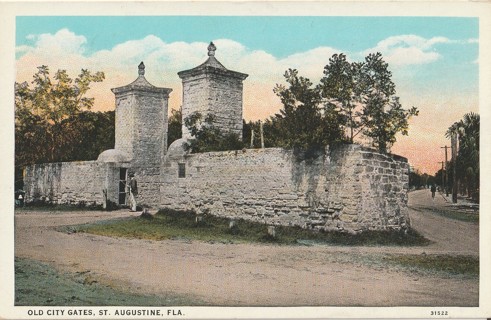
[[178, 42, 248, 139], [111, 62, 172, 167]]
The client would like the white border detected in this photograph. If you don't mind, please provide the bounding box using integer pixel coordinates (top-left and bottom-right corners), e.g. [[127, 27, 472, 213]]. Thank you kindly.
[[1, 1, 490, 319]]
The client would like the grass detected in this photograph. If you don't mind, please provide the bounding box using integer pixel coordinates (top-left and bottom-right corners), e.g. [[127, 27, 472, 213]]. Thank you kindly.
[[383, 254, 479, 278], [70, 209, 431, 247], [412, 206, 479, 223], [15, 257, 205, 306]]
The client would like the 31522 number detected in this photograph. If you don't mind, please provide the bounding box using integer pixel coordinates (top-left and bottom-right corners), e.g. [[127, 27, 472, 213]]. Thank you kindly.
[[430, 311, 448, 316]]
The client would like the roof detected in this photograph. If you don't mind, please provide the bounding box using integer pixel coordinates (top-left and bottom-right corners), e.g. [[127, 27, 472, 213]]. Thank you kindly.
[[97, 149, 131, 163], [177, 42, 248, 80], [111, 62, 173, 95]]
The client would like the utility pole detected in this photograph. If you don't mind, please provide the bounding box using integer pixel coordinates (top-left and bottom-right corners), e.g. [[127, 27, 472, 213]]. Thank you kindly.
[[441, 146, 449, 196], [260, 120, 265, 149], [438, 161, 445, 192], [250, 129, 254, 148]]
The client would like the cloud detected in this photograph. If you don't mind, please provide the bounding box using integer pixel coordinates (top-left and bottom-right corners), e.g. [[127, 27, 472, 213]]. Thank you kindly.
[[16, 30, 344, 120], [27, 28, 87, 56], [362, 35, 450, 66]]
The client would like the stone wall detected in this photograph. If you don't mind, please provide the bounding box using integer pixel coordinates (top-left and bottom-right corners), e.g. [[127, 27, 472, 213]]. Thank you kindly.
[[160, 145, 410, 233], [22, 160, 162, 208], [114, 92, 169, 166], [23, 161, 108, 206], [114, 95, 135, 158], [133, 166, 161, 208]]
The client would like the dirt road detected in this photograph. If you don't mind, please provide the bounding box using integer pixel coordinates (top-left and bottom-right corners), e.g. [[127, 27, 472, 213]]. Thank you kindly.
[[15, 190, 479, 306]]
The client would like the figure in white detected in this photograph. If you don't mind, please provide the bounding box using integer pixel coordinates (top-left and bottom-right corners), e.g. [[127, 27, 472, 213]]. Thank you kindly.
[[128, 173, 138, 211]]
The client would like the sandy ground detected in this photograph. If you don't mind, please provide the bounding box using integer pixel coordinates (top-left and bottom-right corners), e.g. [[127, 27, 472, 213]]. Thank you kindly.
[[14, 190, 479, 306]]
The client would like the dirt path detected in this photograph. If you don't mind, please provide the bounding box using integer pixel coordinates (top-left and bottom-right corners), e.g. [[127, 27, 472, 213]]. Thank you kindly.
[[15, 191, 479, 306], [408, 190, 479, 255]]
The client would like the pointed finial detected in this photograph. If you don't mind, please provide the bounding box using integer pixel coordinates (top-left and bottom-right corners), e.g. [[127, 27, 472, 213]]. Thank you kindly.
[[207, 42, 216, 57], [138, 62, 145, 76]]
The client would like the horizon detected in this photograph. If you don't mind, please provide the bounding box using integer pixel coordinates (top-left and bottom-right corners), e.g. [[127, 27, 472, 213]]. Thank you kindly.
[[15, 16, 479, 175]]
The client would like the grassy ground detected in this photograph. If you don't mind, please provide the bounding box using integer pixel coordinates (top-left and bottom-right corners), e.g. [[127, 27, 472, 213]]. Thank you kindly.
[[15, 253, 476, 307], [69, 209, 430, 247], [15, 257, 205, 306], [412, 206, 479, 223], [383, 254, 479, 278]]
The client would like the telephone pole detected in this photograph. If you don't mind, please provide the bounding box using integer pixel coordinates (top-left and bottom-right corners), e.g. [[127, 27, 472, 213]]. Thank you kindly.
[[441, 146, 449, 196], [438, 161, 445, 192]]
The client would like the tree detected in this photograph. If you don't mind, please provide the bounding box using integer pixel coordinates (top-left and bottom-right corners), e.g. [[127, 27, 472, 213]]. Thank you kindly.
[[183, 112, 243, 153], [168, 108, 182, 146], [62, 110, 115, 161], [446, 112, 479, 202], [357, 53, 418, 153], [271, 68, 345, 156], [269, 53, 418, 156], [15, 66, 106, 190], [319, 53, 362, 143], [15, 65, 105, 166]]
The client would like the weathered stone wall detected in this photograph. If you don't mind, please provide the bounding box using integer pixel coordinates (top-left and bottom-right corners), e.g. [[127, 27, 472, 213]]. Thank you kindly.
[[132, 166, 161, 208], [23, 161, 108, 206], [181, 75, 209, 139], [207, 74, 244, 138], [114, 95, 135, 158], [160, 145, 410, 233], [113, 76, 171, 208], [181, 73, 244, 139], [22, 160, 162, 208], [115, 92, 169, 165]]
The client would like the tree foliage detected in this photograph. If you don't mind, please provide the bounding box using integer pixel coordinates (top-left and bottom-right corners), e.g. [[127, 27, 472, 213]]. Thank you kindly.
[[319, 53, 361, 142], [269, 68, 346, 155], [445, 112, 479, 201], [262, 52, 418, 155], [356, 53, 418, 153], [15, 66, 109, 187], [183, 112, 243, 153], [319, 52, 418, 153], [167, 108, 182, 146]]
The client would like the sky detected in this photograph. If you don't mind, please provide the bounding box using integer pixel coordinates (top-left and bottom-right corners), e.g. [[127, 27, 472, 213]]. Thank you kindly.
[[15, 16, 479, 175]]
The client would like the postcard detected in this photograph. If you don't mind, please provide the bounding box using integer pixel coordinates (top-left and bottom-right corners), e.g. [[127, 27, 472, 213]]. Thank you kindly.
[[1, 1, 490, 319]]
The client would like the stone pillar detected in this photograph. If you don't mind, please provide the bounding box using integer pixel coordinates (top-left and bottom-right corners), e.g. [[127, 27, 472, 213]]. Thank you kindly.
[[112, 62, 173, 166], [178, 42, 248, 140]]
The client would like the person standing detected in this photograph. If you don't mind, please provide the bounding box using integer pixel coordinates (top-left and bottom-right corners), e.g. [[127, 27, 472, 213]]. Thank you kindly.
[[128, 173, 138, 211], [430, 184, 436, 200]]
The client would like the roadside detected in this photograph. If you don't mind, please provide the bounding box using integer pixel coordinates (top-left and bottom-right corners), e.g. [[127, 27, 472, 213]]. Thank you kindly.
[[14, 190, 479, 306], [15, 257, 205, 306]]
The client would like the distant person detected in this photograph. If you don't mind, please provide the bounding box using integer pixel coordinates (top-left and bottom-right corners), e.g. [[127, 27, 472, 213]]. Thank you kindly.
[[128, 173, 138, 211], [431, 184, 436, 199]]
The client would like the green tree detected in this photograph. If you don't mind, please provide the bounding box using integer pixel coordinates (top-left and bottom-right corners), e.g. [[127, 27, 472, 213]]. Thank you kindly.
[[15, 66, 106, 190], [167, 108, 182, 146], [183, 112, 243, 153], [446, 112, 479, 201], [357, 53, 419, 153], [271, 68, 345, 156], [270, 53, 417, 155], [15, 65, 105, 165], [319, 53, 362, 143], [63, 111, 115, 161]]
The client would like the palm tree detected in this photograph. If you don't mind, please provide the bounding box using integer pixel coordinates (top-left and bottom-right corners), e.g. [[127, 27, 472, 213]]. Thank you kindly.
[[446, 112, 480, 202]]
